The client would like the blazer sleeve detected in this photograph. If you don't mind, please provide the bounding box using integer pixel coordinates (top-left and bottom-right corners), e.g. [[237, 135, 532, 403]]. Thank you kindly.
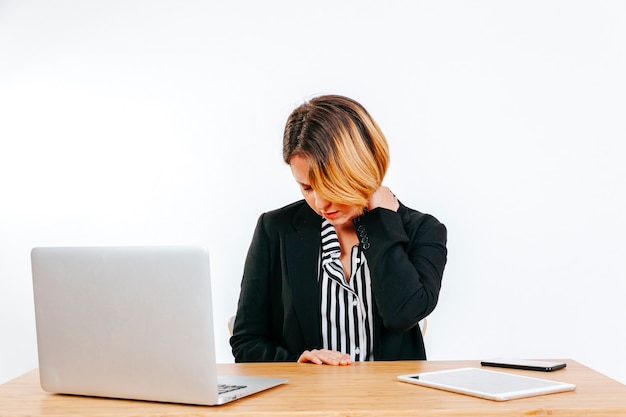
[[229, 213, 299, 362], [354, 204, 447, 333]]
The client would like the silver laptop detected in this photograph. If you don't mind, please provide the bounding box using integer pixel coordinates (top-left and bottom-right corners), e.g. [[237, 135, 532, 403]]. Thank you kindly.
[[31, 246, 286, 405]]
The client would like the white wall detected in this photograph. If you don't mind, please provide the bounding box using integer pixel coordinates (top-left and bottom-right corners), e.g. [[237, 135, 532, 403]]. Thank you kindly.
[[1, 0, 625, 385]]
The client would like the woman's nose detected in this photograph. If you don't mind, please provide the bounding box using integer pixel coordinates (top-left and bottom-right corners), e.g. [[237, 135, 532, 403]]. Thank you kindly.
[[312, 191, 330, 210]]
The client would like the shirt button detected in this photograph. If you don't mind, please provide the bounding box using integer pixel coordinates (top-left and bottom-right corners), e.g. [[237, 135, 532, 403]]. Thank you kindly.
[[355, 347, 361, 354], [352, 300, 358, 307]]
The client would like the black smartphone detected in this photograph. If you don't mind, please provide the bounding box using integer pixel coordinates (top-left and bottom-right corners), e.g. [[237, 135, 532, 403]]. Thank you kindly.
[[481, 358, 567, 372]]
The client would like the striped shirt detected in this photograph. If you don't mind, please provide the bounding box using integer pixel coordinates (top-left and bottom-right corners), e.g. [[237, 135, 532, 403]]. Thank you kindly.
[[319, 220, 374, 361]]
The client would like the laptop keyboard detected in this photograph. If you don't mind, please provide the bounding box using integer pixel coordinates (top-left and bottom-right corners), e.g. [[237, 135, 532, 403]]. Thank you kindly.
[[218, 384, 247, 395]]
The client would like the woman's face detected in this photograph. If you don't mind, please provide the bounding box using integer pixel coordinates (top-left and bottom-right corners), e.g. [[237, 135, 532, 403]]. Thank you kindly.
[[289, 155, 361, 228]]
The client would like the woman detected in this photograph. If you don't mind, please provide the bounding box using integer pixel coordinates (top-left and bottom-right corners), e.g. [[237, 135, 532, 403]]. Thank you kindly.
[[230, 95, 447, 365]]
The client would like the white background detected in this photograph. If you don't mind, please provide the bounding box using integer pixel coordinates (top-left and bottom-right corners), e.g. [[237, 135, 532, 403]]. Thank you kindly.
[[1, 1, 625, 385]]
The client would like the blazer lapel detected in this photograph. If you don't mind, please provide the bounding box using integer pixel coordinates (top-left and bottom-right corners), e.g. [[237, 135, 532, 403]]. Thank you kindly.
[[285, 204, 322, 348]]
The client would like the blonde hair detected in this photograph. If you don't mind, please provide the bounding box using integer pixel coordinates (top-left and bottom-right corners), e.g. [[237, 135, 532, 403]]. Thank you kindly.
[[283, 95, 389, 210]]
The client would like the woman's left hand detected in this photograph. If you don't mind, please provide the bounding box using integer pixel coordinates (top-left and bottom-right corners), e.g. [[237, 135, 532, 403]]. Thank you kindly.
[[367, 186, 399, 212], [297, 349, 352, 365]]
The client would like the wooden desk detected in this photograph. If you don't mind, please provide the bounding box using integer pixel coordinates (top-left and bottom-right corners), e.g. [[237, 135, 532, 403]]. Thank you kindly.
[[1, 360, 625, 416]]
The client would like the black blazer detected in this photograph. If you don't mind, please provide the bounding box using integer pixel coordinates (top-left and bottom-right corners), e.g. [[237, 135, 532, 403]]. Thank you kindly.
[[230, 199, 447, 362]]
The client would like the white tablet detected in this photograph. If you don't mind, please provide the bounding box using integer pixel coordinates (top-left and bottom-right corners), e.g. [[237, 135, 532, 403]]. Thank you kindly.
[[397, 367, 576, 401]]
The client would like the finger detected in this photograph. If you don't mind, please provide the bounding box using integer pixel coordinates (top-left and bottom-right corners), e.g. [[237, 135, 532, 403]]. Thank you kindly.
[[297, 350, 323, 365], [316, 350, 352, 366]]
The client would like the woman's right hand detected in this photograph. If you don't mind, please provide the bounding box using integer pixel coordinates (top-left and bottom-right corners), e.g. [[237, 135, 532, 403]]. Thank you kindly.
[[297, 349, 352, 365], [367, 185, 399, 212]]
